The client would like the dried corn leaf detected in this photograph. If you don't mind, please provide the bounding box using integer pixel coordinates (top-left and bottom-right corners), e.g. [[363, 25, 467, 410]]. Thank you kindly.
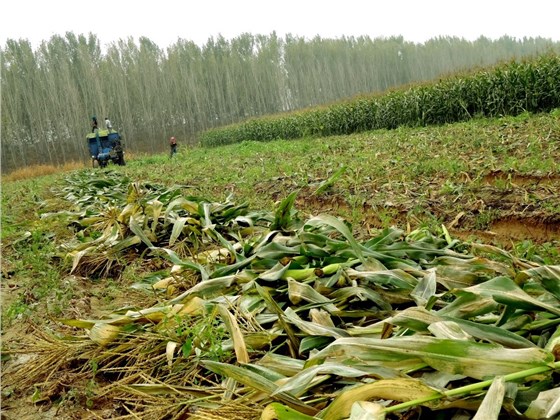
[[321, 378, 439, 420], [88, 323, 122, 346], [202, 361, 318, 416], [472, 376, 505, 420], [217, 304, 249, 364]]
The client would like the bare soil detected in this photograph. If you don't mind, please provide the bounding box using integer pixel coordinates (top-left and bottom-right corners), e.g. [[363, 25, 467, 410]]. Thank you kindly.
[[281, 171, 560, 248]]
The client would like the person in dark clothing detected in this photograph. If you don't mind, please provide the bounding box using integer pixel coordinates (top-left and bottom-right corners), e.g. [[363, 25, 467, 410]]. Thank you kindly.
[[91, 116, 99, 133], [169, 136, 177, 158]]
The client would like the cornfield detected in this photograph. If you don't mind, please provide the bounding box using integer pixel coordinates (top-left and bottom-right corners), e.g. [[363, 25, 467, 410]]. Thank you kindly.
[[199, 54, 560, 147]]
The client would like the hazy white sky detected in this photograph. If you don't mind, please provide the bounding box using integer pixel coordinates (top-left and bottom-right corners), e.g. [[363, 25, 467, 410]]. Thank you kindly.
[[2, 0, 559, 50]]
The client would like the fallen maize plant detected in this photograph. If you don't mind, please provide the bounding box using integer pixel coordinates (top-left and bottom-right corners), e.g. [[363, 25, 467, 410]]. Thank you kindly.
[[6, 170, 560, 419]]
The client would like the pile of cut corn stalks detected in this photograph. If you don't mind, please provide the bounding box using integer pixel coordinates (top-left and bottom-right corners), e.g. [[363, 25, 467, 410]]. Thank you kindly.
[[5, 171, 560, 419]]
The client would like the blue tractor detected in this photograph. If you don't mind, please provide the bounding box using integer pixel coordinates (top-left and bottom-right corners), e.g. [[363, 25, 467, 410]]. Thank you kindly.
[[86, 129, 125, 168]]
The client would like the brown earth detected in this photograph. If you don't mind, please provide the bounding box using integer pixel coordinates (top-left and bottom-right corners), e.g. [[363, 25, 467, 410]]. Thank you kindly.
[[254, 170, 560, 248], [482, 170, 560, 187]]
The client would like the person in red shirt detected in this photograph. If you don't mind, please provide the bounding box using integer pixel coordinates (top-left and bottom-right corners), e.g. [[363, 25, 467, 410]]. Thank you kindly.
[[169, 136, 177, 158]]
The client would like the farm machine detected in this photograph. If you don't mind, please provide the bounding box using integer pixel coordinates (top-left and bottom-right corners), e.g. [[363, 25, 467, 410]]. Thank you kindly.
[[86, 129, 125, 168]]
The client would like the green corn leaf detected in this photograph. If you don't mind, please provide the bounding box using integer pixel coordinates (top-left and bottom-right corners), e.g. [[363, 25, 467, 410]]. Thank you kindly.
[[146, 199, 163, 234], [271, 191, 299, 231], [255, 283, 301, 354], [272, 362, 372, 397], [109, 235, 141, 252], [428, 321, 473, 341], [304, 214, 365, 263], [330, 286, 392, 311], [164, 197, 199, 218], [346, 268, 418, 290], [258, 353, 305, 377], [284, 307, 349, 338], [516, 265, 560, 300], [314, 166, 347, 196], [287, 279, 339, 312], [128, 215, 155, 249], [202, 360, 318, 416], [299, 336, 334, 353], [210, 254, 255, 278], [310, 336, 553, 380], [200, 202, 215, 230], [466, 276, 560, 316], [259, 262, 291, 281], [389, 307, 535, 348], [156, 247, 209, 280], [411, 269, 437, 307], [254, 241, 301, 260], [243, 364, 287, 383], [168, 275, 235, 303], [437, 290, 498, 318]]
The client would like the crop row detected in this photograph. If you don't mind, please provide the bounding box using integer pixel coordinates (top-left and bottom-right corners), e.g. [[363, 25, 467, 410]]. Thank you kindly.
[[199, 54, 560, 146]]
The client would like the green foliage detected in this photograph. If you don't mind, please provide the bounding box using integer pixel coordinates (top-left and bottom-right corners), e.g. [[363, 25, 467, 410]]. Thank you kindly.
[[170, 311, 228, 362], [513, 240, 560, 265], [200, 54, 560, 146], [271, 190, 300, 232]]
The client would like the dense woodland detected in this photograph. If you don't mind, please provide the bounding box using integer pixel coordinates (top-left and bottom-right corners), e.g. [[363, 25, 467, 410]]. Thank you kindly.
[[1, 33, 559, 173]]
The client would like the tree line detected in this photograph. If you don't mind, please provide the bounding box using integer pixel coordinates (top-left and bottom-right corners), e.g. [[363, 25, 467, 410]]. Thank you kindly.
[[1, 32, 558, 173]]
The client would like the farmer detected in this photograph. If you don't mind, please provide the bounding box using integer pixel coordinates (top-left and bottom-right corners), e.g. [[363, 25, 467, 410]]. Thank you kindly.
[[91, 116, 98, 133], [169, 136, 177, 158], [105, 117, 113, 132]]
